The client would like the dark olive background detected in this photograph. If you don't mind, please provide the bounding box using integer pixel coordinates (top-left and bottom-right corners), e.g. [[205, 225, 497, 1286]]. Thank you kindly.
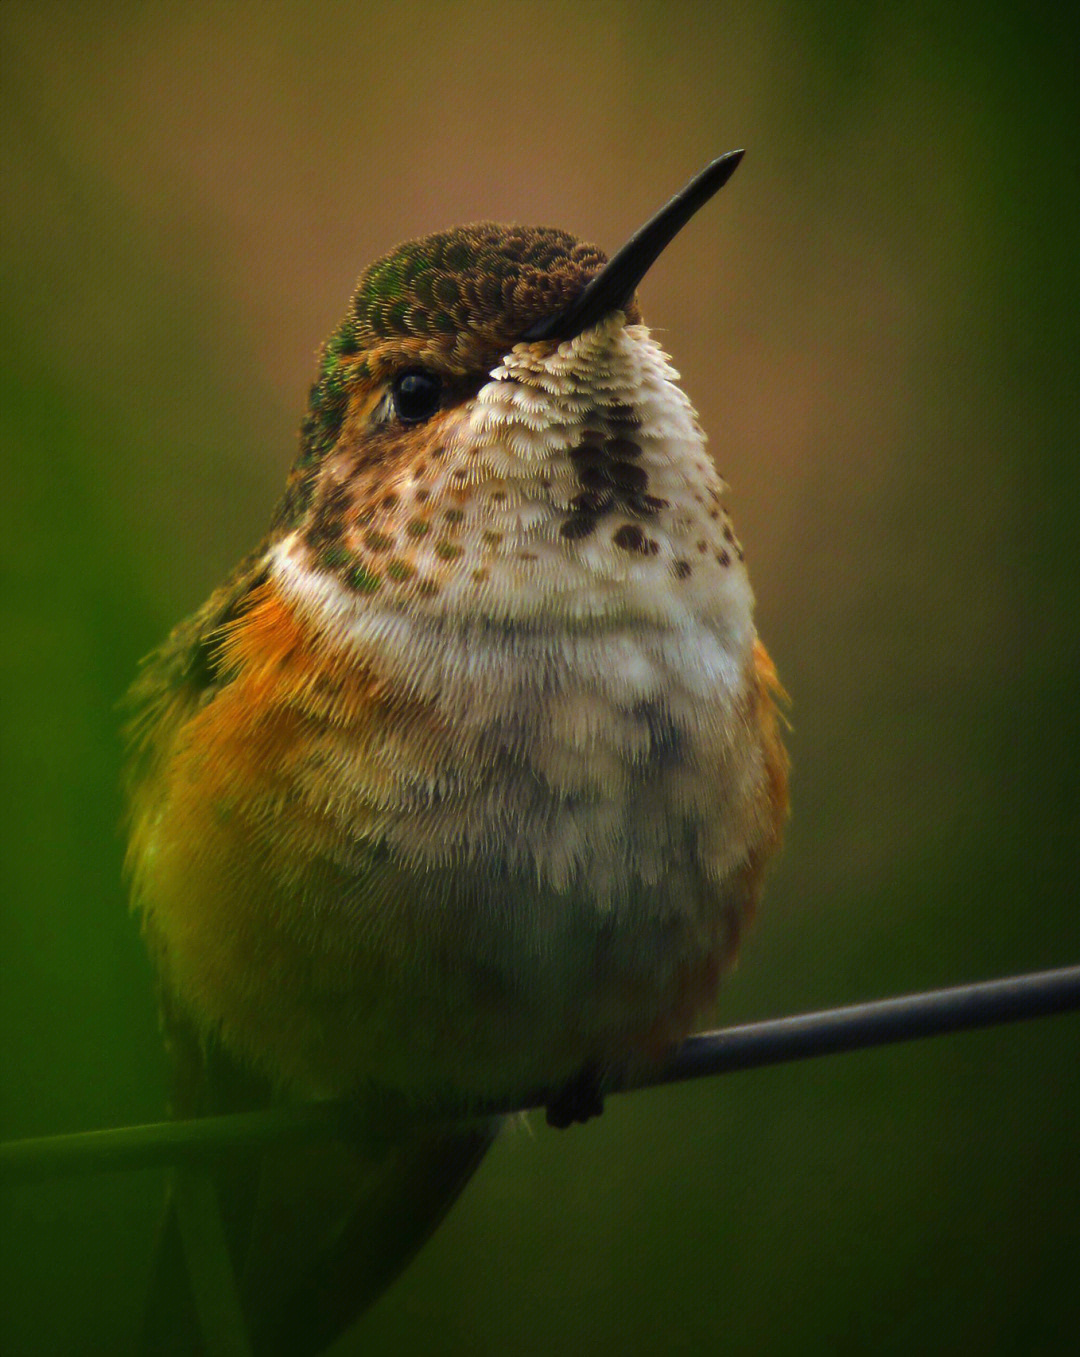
[[3, 2, 1078, 1353]]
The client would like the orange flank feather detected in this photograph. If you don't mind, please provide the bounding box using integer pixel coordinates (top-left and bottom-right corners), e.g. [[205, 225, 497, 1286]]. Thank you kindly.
[[746, 637, 792, 905], [641, 638, 789, 1053], [127, 580, 450, 1097]]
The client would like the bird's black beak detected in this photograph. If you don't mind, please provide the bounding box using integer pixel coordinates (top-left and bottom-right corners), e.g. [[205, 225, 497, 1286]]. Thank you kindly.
[[522, 150, 744, 344]]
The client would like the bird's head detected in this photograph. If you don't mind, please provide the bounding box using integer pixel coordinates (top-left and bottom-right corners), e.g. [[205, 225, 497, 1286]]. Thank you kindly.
[[273, 153, 749, 634]]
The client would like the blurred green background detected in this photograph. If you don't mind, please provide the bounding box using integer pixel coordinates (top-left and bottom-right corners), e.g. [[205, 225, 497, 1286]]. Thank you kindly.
[[3, 1, 1078, 1352]]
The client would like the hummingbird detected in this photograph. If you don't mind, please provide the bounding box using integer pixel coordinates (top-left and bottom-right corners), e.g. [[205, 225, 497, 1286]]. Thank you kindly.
[[124, 151, 788, 1353]]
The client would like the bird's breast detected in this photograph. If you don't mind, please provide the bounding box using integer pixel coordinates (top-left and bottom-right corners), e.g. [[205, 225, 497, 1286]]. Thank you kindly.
[[267, 539, 767, 896], [130, 552, 784, 1102]]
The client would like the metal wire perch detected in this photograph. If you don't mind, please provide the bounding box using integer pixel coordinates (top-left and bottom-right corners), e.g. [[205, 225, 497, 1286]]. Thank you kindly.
[[3, 964, 1078, 1186]]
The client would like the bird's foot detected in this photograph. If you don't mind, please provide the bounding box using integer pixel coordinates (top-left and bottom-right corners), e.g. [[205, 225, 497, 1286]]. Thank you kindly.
[[545, 1063, 606, 1129]]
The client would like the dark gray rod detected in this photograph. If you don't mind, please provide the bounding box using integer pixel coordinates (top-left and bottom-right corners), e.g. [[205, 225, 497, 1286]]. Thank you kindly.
[[644, 963, 1080, 1086], [3, 965, 1078, 1185]]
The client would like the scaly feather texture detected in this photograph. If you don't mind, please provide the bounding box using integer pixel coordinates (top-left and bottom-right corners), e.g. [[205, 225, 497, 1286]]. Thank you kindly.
[[124, 218, 788, 1350]]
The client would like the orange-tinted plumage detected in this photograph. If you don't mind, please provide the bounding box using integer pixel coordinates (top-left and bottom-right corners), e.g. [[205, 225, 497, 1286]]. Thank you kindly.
[[125, 157, 788, 1349], [129, 572, 788, 1100]]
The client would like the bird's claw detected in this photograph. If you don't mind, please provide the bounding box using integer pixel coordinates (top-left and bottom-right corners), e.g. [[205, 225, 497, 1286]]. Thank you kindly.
[[545, 1064, 606, 1128]]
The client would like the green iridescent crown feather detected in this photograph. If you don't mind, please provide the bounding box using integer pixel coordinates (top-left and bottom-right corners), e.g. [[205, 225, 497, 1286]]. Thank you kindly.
[[351, 223, 608, 343]]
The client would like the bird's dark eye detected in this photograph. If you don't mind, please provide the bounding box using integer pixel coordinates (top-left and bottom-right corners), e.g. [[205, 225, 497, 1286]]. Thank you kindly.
[[391, 368, 442, 423]]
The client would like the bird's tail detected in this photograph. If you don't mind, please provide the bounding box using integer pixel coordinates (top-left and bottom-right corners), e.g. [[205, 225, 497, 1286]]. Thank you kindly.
[[140, 1021, 498, 1355]]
